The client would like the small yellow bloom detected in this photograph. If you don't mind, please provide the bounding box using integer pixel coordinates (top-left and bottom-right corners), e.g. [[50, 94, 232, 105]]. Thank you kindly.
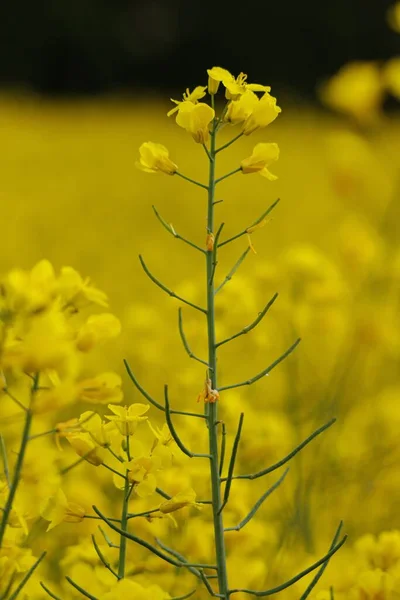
[[40, 489, 85, 531], [136, 142, 178, 175], [383, 57, 400, 99], [66, 431, 106, 466], [126, 455, 161, 497], [319, 61, 383, 123], [175, 102, 215, 144], [158, 488, 201, 514], [225, 90, 259, 125], [242, 92, 281, 135], [167, 86, 207, 116], [241, 143, 280, 180], [387, 2, 400, 33], [57, 267, 108, 309], [105, 403, 149, 436], [207, 66, 233, 94], [207, 67, 270, 100]]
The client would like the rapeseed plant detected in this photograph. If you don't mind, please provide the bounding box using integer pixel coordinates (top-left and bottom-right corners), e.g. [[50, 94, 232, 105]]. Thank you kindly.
[[1, 8, 400, 596]]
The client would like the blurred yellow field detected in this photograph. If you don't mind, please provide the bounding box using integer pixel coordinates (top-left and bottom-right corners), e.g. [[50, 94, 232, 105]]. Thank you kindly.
[[1, 86, 400, 600]]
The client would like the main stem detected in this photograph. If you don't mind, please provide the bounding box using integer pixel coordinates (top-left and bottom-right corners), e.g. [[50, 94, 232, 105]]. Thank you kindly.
[[0, 374, 39, 548], [206, 115, 229, 598], [118, 475, 130, 579]]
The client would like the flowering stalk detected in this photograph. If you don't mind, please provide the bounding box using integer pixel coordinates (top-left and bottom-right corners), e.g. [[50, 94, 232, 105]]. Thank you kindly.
[[0, 373, 39, 548], [205, 100, 230, 598]]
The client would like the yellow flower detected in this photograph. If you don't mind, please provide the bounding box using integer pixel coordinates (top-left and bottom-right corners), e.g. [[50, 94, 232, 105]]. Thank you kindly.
[[101, 579, 170, 600], [76, 313, 121, 352], [167, 86, 207, 116], [175, 101, 215, 144], [158, 488, 201, 514], [225, 90, 259, 125], [207, 67, 270, 99], [66, 431, 106, 466], [241, 143, 280, 180], [105, 403, 149, 436], [207, 66, 233, 94], [383, 57, 400, 100], [242, 92, 281, 135], [136, 142, 178, 175], [40, 488, 85, 531], [387, 2, 400, 33], [319, 61, 383, 123], [76, 372, 123, 404], [57, 267, 108, 309], [125, 456, 159, 497]]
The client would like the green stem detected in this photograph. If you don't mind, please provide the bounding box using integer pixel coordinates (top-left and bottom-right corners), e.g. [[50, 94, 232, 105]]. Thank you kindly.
[[0, 374, 39, 548], [118, 477, 130, 579], [206, 105, 229, 599]]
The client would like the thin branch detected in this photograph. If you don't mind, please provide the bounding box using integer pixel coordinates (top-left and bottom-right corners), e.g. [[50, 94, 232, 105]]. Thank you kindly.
[[330, 587, 335, 600], [171, 590, 197, 600], [127, 508, 159, 520], [209, 222, 225, 286], [228, 535, 347, 596], [300, 522, 343, 600], [216, 293, 278, 348], [215, 248, 250, 295], [139, 255, 207, 314], [175, 171, 209, 190], [218, 198, 280, 248], [215, 132, 244, 154], [155, 540, 223, 598], [91, 534, 119, 579], [2, 388, 27, 412], [124, 360, 206, 419], [215, 168, 241, 185], [223, 418, 336, 481], [218, 422, 226, 477], [178, 308, 209, 367], [156, 538, 202, 579], [218, 413, 244, 514], [0, 435, 10, 486], [152, 206, 206, 254], [102, 464, 126, 480], [218, 338, 301, 392], [28, 428, 57, 441], [98, 525, 120, 548], [8, 552, 46, 600], [164, 386, 211, 459], [225, 469, 289, 532], [40, 583, 63, 600], [65, 577, 99, 600], [156, 487, 172, 500], [93, 506, 204, 569], [203, 143, 213, 162]]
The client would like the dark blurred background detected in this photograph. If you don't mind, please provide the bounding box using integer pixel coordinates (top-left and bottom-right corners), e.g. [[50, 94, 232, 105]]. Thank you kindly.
[[0, 0, 397, 99]]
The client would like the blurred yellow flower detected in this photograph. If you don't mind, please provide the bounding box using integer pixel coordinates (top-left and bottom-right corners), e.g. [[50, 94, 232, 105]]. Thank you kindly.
[[40, 488, 85, 531], [57, 267, 108, 309], [319, 61, 383, 123], [126, 455, 160, 497], [241, 142, 280, 179], [383, 57, 400, 99], [158, 488, 201, 514], [66, 431, 106, 466], [76, 372, 123, 404], [101, 579, 170, 600], [387, 2, 400, 33], [175, 101, 215, 143], [76, 313, 121, 352], [136, 142, 178, 175]]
